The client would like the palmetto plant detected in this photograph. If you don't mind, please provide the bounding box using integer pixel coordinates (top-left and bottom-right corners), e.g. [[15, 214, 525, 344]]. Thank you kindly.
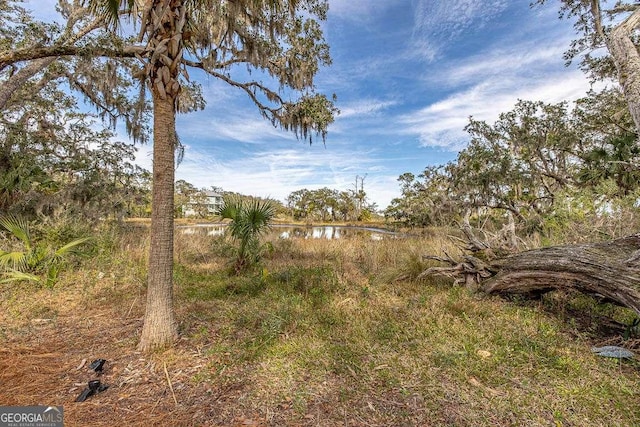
[[218, 196, 276, 273], [0, 215, 91, 287]]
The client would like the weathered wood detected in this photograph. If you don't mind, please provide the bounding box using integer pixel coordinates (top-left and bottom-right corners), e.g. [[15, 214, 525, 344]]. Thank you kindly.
[[483, 234, 640, 315], [605, 7, 640, 139], [422, 233, 640, 316]]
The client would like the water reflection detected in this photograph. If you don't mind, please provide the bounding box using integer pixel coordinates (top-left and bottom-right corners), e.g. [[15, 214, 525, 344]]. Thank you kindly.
[[275, 225, 387, 240], [177, 224, 398, 240], [178, 224, 225, 236]]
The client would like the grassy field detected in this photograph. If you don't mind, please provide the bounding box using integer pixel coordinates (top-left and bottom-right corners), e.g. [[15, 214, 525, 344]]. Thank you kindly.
[[1, 224, 639, 426]]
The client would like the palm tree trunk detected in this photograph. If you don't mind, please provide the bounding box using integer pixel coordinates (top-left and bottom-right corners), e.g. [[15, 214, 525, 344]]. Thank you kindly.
[[138, 92, 178, 352], [135, 0, 186, 351]]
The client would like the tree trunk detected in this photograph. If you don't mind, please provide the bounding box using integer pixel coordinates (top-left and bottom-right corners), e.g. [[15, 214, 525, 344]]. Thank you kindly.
[[606, 8, 640, 138], [138, 93, 178, 352], [484, 234, 640, 315], [422, 234, 640, 316]]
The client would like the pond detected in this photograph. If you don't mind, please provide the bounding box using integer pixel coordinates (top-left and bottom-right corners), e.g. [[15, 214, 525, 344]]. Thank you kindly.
[[177, 224, 403, 240]]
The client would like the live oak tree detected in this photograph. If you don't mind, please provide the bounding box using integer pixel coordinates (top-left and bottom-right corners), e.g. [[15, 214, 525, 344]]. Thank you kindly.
[[538, 0, 640, 138], [385, 167, 461, 228], [386, 101, 576, 230], [285, 186, 373, 222], [418, 2, 640, 315], [388, 88, 640, 236], [455, 100, 580, 228], [0, 1, 149, 140], [572, 88, 640, 195], [85, 0, 337, 351], [538, 1, 640, 225], [0, 65, 149, 220], [0, 1, 154, 220]]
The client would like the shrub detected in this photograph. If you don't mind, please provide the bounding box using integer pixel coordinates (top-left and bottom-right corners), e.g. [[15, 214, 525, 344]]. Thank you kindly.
[[0, 215, 91, 287], [218, 196, 276, 273]]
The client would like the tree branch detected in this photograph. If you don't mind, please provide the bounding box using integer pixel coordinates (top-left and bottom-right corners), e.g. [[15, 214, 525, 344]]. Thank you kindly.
[[0, 45, 144, 70], [198, 68, 285, 120], [63, 71, 120, 123], [0, 58, 56, 111]]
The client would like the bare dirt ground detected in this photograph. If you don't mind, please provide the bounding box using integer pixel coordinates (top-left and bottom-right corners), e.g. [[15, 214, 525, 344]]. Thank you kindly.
[[0, 294, 387, 427], [0, 306, 277, 426]]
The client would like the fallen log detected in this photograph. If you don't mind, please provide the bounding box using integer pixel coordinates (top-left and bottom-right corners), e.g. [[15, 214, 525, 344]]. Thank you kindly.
[[421, 233, 640, 316], [486, 233, 640, 314]]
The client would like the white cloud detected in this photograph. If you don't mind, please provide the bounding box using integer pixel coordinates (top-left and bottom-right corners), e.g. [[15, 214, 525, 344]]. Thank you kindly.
[[177, 113, 295, 144], [411, 0, 510, 59], [413, 0, 509, 36], [429, 43, 569, 88], [338, 99, 397, 119], [210, 118, 293, 144], [169, 144, 401, 206], [400, 69, 594, 150]]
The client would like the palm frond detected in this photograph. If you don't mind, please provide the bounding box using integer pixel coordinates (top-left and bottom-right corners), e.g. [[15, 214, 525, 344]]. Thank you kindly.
[[0, 250, 28, 271], [218, 204, 239, 221], [245, 199, 276, 234], [0, 270, 41, 284], [0, 215, 32, 250], [85, 0, 136, 29], [53, 237, 93, 258], [218, 195, 242, 220]]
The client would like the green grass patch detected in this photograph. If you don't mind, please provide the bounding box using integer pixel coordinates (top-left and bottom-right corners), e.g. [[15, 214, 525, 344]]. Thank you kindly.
[[8, 227, 637, 426]]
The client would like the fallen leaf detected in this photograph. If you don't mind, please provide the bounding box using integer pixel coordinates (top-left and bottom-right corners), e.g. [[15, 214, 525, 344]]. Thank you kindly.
[[468, 377, 482, 388], [477, 350, 492, 359], [76, 358, 87, 370]]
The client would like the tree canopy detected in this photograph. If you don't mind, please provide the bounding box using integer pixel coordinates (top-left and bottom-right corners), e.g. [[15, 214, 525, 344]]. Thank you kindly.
[[386, 91, 640, 239]]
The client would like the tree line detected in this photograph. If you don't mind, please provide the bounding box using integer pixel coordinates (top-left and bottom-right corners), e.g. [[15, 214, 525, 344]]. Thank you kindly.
[[385, 91, 640, 238], [174, 179, 377, 223], [286, 184, 377, 222]]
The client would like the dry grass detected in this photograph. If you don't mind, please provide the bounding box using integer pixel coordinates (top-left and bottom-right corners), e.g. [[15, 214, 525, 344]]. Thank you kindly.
[[1, 225, 639, 426]]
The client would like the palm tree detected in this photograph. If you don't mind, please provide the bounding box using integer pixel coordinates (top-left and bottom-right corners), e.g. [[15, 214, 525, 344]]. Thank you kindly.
[[218, 195, 276, 273], [87, 0, 336, 351]]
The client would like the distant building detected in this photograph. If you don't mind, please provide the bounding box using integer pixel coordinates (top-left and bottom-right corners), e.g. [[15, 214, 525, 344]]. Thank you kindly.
[[183, 191, 224, 217]]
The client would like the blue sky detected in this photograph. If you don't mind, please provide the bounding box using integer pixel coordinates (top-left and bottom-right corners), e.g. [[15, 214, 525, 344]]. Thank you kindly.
[[30, 1, 596, 209]]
